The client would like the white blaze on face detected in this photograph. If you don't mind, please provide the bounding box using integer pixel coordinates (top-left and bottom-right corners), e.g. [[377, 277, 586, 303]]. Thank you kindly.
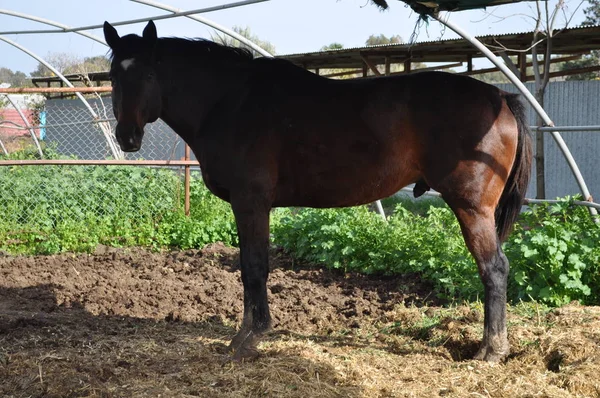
[[120, 58, 135, 71]]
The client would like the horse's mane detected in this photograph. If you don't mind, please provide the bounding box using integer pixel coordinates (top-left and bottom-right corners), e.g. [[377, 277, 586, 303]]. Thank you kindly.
[[110, 34, 315, 81], [158, 37, 254, 62], [110, 34, 254, 63]]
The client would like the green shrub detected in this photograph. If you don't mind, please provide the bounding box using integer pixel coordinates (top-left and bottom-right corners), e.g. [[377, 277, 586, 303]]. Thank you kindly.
[[156, 174, 238, 249], [271, 204, 481, 301], [272, 198, 600, 306], [0, 165, 236, 254], [504, 198, 600, 306]]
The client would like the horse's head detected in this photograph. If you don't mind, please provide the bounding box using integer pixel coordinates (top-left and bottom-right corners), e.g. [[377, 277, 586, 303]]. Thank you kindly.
[[103, 20, 162, 152]]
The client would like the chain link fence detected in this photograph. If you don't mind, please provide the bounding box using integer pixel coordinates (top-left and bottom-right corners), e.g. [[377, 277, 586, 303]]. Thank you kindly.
[[0, 93, 195, 250], [1, 94, 192, 160], [44, 96, 189, 161]]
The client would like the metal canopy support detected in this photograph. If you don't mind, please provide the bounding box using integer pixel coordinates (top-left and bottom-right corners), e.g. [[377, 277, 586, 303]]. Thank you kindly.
[[0, 0, 270, 36], [0, 9, 107, 45], [0, 36, 122, 159], [0, 2, 276, 160], [432, 13, 598, 219], [1, 91, 43, 157], [130, 0, 273, 57]]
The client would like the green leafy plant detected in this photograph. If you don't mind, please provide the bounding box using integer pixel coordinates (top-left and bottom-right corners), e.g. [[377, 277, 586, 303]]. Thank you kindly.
[[504, 197, 600, 306], [0, 162, 237, 254], [272, 198, 600, 306], [272, 204, 481, 301]]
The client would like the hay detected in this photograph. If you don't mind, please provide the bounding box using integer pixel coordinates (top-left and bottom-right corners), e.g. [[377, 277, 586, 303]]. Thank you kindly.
[[1, 250, 600, 397]]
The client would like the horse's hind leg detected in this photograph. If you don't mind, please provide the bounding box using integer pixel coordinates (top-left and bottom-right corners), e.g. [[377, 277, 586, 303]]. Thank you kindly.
[[228, 194, 271, 361], [446, 202, 510, 362]]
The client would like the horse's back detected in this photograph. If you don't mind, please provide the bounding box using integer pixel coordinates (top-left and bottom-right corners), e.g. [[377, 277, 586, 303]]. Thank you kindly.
[[199, 68, 518, 209]]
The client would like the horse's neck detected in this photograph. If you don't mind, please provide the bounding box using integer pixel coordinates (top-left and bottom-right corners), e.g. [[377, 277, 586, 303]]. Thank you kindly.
[[157, 61, 249, 143]]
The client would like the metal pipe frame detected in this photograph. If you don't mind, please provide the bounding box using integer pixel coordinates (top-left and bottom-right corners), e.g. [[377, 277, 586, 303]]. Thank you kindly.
[[1, 92, 43, 157], [432, 13, 598, 218], [0, 9, 107, 45], [533, 126, 600, 132], [399, 187, 600, 211], [0, 2, 274, 159], [0, 36, 122, 159], [0, 0, 270, 36], [0, 159, 198, 166], [131, 0, 273, 57]]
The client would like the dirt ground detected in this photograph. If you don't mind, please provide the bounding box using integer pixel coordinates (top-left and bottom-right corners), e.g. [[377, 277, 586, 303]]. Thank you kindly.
[[1, 243, 599, 398]]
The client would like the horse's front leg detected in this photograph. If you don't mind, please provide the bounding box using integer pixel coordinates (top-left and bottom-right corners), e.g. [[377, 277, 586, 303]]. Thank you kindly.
[[228, 195, 271, 361]]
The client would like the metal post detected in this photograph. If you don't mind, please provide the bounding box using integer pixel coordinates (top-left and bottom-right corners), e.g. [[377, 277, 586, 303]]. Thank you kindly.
[[1, 93, 43, 158], [184, 144, 191, 217], [0, 137, 7, 155], [432, 13, 597, 218], [375, 200, 386, 221]]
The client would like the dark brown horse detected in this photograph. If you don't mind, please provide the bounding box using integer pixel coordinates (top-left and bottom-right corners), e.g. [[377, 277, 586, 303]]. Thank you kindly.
[[103, 21, 532, 362]]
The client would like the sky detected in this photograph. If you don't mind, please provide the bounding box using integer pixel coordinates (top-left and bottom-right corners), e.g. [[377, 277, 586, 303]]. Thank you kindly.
[[0, 0, 590, 75]]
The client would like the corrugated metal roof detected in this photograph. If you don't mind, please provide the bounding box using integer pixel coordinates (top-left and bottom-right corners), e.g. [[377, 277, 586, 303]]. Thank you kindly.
[[278, 25, 600, 69]]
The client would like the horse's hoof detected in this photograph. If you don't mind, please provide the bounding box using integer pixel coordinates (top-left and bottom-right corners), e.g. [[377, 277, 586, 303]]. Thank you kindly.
[[231, 345, 261, 362], [228, 328, 262, 362], [474, 344, 509, 363]]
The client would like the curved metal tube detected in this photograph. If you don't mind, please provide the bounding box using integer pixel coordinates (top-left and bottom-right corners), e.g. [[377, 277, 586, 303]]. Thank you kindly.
[[0, 9, 106, 45], [0, 136, 7, 155], [2, 93, 43, 157], [131, 0, 273, 57], [0, 0, 270, 36], [433, 13, 597, 218], [0, 35, 122, 159]]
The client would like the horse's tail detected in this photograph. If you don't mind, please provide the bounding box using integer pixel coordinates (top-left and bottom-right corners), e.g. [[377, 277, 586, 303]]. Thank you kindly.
[[495, 93, 533, 242]]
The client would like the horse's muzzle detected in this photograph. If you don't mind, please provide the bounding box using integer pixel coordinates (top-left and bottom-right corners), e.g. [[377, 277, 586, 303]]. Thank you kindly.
[[115, 123, 144, 152]]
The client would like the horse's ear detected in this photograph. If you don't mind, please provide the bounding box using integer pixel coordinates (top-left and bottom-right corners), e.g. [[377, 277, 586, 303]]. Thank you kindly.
[[103, 21, 120, 49], [143, 20, 157, 43]]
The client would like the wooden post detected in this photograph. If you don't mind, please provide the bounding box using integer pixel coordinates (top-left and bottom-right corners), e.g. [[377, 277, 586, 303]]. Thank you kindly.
[[184, 144, 191, 217], [361, 55, 382, 76], [385, 57, 391, 76], [404, 59, 411, 74], [467, 55, 473, 73], [518, 52, 527, 81]]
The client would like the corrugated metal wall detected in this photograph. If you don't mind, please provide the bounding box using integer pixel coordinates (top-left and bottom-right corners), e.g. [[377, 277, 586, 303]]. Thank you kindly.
[[497, 81, 600, 200]]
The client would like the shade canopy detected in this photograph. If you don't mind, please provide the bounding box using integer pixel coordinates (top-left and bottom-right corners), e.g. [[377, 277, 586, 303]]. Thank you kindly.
[[376, 0, 530, 14]]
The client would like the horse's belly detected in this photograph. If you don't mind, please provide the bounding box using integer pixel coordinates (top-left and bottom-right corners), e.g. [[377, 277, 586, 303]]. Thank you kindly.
[[274, 158, 418, 208]]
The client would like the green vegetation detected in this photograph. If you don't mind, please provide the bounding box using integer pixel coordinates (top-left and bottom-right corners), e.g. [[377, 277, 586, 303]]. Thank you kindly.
[[0, 149, 236, 254], [505, 199, 600, 306], [272, 198, 600, 306], [271, 205, 481, 301], [1, 148, 598, 306]]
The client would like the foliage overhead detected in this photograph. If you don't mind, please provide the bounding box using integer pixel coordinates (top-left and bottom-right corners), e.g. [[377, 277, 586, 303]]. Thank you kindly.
[[0, 67, 30, 88], [557, 0, 600, 80], [320, 43, 345, 51], [365, 33, 402, 46], [30, 53, 111, 78], [210, 26, 276, 57]]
